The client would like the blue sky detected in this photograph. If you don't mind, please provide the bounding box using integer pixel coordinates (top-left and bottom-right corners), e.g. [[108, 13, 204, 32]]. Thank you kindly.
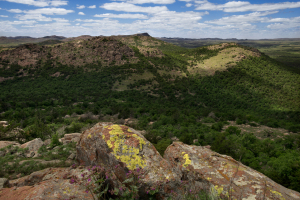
[[0, 0, 300, 39]]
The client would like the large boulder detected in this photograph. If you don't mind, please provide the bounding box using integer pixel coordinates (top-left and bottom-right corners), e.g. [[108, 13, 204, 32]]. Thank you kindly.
[[76, 122, 300, 199], [20, 138, 43, 152], [20, 138, 44, 157], [0, 167, 93, 200], [76, 122, 208, 199], [164, 142, 300, 200]]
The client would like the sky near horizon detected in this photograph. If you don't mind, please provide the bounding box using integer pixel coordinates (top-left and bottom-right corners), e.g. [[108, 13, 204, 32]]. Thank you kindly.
[[0, 0, 299, 39]]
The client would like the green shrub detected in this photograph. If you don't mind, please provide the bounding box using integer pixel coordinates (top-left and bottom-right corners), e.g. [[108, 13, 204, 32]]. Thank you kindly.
[[201, 117, 215, 123], [236, 118, 247, 125], [211, 122, 224, 132], [154, 138, 172, 156], [65, 122, 84, 133], [50, 133, 61, 148], [225, 126, 241, 135]]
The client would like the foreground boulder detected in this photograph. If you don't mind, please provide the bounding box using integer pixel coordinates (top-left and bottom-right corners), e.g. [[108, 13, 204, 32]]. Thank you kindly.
[[1, 122, 300, 200], [0, 167, 93, 200], [76, 122, 205, 199], [164, 142, 300, 200], [76, 122, 300, 199]]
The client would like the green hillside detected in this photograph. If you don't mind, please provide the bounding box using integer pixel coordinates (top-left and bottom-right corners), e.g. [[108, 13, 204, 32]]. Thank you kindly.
[[0, 35, 300, 191]]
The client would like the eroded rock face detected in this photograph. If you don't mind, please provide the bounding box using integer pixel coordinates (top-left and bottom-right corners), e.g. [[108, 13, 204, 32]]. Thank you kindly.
[[0, 167, 93, 200], [164, 142, 300, 200]]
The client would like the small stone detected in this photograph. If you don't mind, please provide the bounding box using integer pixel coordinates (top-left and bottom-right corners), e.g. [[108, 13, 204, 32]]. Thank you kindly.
[[0, 178, 8, 189], [53, 146, 60, 150], [26, 151, 35, 158], [52, 152, 58, 155], [67, 153, 76, 160], [33, 153, 41, 158]]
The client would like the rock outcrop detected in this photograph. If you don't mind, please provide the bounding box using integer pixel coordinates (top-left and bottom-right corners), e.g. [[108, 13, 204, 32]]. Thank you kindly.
[[1, 122, 300, 200], [0, 167, 93, 200], [59, 133, 81, 145]]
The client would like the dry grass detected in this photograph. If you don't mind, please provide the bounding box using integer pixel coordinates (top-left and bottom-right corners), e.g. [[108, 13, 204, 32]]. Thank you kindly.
[[188, 47, 260, 76]]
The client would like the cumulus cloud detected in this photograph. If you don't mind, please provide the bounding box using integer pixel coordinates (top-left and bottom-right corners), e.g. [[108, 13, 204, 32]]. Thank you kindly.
[[77, 5, 85, 9], [25, 8, 74, 15], [50, 1, 68, 6], [100, 2, 168, 14], [266, 16, 300, 29], [114, 0, 175, 4], [9, 8, 74, 23], [195, 0, 300, 12], [186, 3, 192, 7], [0, 15, 9, 17], [94, 13, 148, 19], [206, 11, 278, 25], [4, 0, 68, 7], [88, 5, 96, 9], [16, 14, 53, 21], [78, 12, 85, 15]]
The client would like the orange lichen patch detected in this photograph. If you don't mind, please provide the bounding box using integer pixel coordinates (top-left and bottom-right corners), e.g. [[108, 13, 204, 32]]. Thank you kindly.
[[217, 170, 230, 181]]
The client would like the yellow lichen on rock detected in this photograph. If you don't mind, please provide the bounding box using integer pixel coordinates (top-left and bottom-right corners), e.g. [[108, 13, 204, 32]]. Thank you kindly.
[[182, 152, 191, 168], [270, 190, 285, 200], [103, 124, 146, 170]]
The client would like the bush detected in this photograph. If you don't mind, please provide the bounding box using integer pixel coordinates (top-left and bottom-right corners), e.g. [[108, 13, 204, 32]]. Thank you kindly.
[[225, 126, 241, 135], [201, 117, 215, 123], [211, 122, 224, 132], [65, 122, 84, 133], [50, 133, 61, 148], [236, 118, 247, 125], [153, 138, 172, 156]]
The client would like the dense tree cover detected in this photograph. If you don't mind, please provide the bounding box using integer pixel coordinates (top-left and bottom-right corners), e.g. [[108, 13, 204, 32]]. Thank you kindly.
[[0, 43, 299, 191]]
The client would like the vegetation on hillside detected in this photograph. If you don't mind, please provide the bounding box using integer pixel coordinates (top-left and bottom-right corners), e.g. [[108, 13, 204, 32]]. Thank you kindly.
[[0, 35, 299, 192]]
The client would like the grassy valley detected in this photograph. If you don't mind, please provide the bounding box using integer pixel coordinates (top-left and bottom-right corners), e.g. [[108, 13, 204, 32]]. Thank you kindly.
[[0, 34, 300, 192]]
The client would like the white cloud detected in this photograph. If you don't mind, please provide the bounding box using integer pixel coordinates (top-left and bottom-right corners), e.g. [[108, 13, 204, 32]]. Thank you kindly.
[[25, 8, 74, 15], [4, 0, 68, 7], [186, 3, 192, 7], [115, 0, 175, 4], [195, 1, 300, 12], [0, 15, 9, 17], [8, 9, 23, 13], [94, 13, 148, 19], [266, 16, 300, 29], [77, 5, 85, 9], [206, 11, 278, 25], [16, 14, 53, 21], [50, 1, 68, 6], [78, 12, 85, 15], [88, 5, 96, 9], [100, 2, 168, 14]]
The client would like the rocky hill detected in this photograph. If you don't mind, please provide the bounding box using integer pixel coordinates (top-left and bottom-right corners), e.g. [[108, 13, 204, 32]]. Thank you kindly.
[[0, 123, 299, 200], [0, 34, 299, 196]]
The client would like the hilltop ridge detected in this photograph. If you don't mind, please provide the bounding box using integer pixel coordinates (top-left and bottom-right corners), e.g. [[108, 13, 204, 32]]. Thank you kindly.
[[0, 34, 299, 194]]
